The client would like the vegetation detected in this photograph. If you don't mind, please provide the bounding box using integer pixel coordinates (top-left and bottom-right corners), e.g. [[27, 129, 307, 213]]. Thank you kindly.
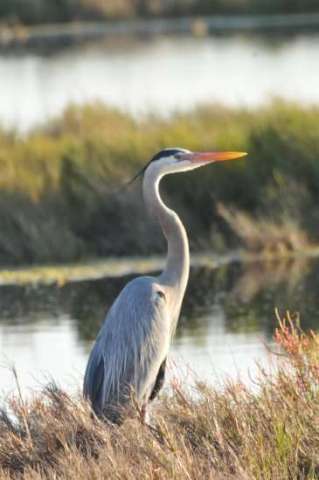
[[0, 315, 318, 478], [217, 203, 311, 256], [0, 100, 319, 266], [0, 0, 318, 25]]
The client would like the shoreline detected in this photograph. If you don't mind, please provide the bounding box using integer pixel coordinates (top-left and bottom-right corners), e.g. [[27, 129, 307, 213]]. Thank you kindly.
[[0, 247, 317, 286], [1, 12, 319, 50]]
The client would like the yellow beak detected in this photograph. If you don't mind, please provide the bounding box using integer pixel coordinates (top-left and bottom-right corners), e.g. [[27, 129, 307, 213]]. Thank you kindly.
[[187, 151, 247, 163]]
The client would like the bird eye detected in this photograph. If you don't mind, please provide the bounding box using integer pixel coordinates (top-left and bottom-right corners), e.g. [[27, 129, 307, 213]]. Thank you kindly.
[[156, 291, 165, 300], [175, 152, 188, 161]]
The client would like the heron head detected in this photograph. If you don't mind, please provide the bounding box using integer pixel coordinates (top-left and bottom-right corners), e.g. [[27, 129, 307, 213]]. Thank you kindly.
[[152, 147, 247, 173], [127, 148, 247, 184]]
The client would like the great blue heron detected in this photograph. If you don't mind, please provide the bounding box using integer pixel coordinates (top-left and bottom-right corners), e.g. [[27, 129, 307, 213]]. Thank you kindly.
[[83, 147, 246, 423]]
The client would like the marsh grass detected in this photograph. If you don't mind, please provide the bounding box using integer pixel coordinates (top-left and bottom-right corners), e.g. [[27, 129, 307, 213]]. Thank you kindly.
[[217, 203, 311, 255], [0, 100, 319, 265], [0, 314, 319, 479]]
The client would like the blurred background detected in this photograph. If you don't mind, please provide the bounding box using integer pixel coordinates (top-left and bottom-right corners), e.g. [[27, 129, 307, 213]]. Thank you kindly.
[[1, 0, 319, 397]]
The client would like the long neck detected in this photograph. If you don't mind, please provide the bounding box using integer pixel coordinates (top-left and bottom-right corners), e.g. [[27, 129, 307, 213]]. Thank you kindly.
[[143, 167, 190, 315]]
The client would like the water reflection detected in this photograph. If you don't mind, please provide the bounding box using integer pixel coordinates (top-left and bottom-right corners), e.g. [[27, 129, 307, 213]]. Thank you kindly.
[[223, 257, 319, 336], [1, 33, 319, 131], [1, 256, 319, 396]]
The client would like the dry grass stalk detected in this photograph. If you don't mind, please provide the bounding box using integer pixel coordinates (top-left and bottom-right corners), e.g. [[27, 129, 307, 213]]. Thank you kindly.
[[0, 314, 319, 478], [217, 203, 310, 255]]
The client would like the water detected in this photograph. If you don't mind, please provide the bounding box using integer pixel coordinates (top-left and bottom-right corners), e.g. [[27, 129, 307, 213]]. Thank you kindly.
[[1, 33, 319, 132], [1, 255, 319, 398]]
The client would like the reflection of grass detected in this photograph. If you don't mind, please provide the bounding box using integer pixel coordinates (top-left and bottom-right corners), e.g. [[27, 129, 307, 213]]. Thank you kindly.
[[1, 101, 319, 264], [231, 257, 311, 303], [1, 317, 319, 478], [223, 257, 319, 336]]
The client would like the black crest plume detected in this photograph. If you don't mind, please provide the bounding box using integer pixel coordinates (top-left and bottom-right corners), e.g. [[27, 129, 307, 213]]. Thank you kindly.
[[125, 148, 184, 187]]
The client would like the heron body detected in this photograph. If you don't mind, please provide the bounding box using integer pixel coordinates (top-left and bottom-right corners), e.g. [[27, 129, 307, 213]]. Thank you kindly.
[[83, 147, 246, 422]]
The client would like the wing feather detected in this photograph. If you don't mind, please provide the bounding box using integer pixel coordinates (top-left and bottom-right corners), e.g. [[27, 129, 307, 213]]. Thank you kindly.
[[83, 276, 169, 416], [83, 344, 104, 412]]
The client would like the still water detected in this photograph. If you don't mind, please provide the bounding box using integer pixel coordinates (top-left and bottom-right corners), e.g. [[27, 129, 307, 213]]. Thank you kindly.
[[1, 256, 318, 398], [1, 33, 319, 132]]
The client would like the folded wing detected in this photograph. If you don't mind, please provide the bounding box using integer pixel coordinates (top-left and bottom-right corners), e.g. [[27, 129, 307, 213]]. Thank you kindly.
[[83, 276, 169, 420]]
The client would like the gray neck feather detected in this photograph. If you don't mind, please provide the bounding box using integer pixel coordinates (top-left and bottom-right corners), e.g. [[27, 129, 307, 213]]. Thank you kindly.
[[143, 165, 190, 322]]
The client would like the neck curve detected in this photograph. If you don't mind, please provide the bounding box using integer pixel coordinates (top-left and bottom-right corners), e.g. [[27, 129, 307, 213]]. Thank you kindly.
[[143, 165, 190, 319]]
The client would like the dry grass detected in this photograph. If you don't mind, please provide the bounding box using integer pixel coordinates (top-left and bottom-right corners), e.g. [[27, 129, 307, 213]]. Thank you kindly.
[[218, 203, 311, 256], [1, 315, 319, 479]]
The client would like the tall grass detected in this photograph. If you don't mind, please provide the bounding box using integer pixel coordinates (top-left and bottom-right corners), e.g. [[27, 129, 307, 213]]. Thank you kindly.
[[0, 100, 319, 265], [0, 315, 319, 478], [217, 203, 311, 256]]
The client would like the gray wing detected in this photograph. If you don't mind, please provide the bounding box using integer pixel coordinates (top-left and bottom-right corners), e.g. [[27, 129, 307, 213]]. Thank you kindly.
[[83, 276, 170, 417]]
